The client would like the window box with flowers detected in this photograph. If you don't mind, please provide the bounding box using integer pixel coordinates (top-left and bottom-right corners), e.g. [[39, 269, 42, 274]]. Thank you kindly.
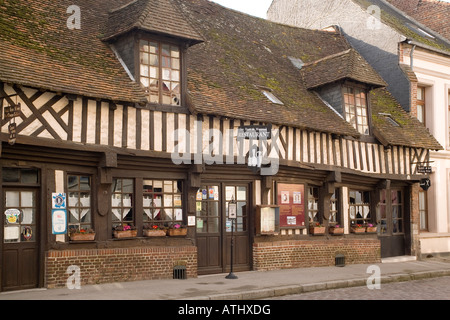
[[113, 224, 137, 239], [309, 222, 325, 235], [69, 228, 95, 241], [167, 223, 187, 237], [351, 224, 366, 233], [365, 223, 377, 233], [328, 224, 344, 235], [143, 224, 167, 237]]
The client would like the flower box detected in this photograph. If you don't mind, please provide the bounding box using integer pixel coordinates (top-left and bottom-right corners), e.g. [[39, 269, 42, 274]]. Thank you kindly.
[[143, 229, 166, 237], [309, 226, 326, 235], [113, 230, 138, 239], [70, 233, 95, 241], [366, 226, 377, 233], [329, 227, 344, 235], [351, 227, 366, 233], [167, 228, 187, 237]]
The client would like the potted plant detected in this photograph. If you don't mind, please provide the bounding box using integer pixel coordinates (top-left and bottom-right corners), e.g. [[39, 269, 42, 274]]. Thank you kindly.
[[366, 223, 377, 233], [113, 223, 137, 238], [69, 227, 95, 241], [143, 224, 166, 237], [328, 224, 344, 235], [309, 222, 325, 235], [167, 223, 187, 237], [351, 224, 366, 233]]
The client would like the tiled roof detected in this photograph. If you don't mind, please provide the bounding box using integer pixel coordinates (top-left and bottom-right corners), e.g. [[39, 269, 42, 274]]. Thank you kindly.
[[178, 0, 360, 137], [370, 88, 442, 150], [103, 0, 204, 44], [301, 49, 387, 89], [0, 0, 147, 103], [353, 0, 450, 53], [0, 0, 442, 150]]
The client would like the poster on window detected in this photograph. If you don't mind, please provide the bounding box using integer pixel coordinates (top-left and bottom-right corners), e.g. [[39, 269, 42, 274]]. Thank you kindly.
[[277, 183, 305, 228]]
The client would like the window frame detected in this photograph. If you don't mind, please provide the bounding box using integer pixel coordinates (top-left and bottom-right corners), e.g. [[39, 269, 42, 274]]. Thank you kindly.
[[111, 178, 135, 228], [417, 86, 426, 125], [342, 85, 370, 135], [419, 189, 428, 232], [307, 186, 320, 224], [143, 179, 184, 228], [348, 189, 372, 227], [67, 174, 93, 233], [139, 38, 182, 107]]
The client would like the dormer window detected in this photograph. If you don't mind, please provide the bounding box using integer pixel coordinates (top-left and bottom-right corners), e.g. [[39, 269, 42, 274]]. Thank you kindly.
[[139, 40, 181, 106], [343, 86, 369, 135]]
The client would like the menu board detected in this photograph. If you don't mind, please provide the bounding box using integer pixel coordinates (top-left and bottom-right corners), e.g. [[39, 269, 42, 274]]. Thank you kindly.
[[277, 183, 305, 228]]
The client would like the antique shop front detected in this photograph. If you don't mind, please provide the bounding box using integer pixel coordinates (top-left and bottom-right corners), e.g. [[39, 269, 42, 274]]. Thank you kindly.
[[0, 0, 442, 291]]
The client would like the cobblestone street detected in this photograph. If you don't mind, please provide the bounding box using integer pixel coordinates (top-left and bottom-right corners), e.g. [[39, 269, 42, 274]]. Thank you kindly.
[[270, 276, 450, 300]]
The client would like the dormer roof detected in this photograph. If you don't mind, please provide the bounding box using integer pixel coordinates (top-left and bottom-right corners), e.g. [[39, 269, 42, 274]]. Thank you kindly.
[[301, 49, 387, 89], [102, 0, 204, 44]]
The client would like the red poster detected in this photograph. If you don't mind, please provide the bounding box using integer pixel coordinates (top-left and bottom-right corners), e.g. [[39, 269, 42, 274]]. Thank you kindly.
[[277, 183, 305, 228]]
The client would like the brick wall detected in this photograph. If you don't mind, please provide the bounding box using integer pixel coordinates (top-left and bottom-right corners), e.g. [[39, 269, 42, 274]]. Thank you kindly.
[[45, 246, 197, 288], [253, 238, 381, 271]]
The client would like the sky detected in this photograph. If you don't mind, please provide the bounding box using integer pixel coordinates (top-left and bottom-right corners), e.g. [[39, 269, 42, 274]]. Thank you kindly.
[[211, 0, 450, 19]]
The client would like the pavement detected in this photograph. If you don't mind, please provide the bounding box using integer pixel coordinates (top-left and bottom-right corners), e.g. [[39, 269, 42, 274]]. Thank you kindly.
[[1, 256, 450, 300]]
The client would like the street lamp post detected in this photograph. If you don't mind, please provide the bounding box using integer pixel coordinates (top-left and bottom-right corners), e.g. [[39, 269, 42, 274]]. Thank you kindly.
[[226, 196, 238, 280]]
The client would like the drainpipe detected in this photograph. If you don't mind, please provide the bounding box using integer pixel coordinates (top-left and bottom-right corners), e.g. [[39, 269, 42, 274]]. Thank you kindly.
[[407, 40, 416, 71]]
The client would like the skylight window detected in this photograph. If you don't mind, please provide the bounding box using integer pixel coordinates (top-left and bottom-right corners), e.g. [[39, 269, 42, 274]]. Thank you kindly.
[[379, 113, 400, 127], [288, 56, 304, 70], [262, 90, 284, 105], [406, 23, 436, 39]]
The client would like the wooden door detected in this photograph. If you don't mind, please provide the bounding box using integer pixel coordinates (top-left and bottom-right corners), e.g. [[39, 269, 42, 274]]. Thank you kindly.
[[2, 188, 39, 291], [196, 183, 251, 275], [378, 188, 406, 258]]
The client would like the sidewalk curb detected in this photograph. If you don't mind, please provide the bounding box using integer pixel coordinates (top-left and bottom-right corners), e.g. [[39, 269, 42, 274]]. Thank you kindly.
[[181, 269, 450, 300]]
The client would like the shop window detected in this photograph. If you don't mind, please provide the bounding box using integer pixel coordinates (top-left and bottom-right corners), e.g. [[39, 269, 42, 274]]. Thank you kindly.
[[143, 180, 183, 227], [67, 175, 92, 232], [392, 190, 403, 234], [308, 187, 320, 223], [111, 178, 134, 228], [419, 190, 428, 231], [330, 188, 340, 224], [225, 185, 248, 232], [196, 185, 219, 233], [349, 190, 371, 227], [343, 86, 369, 135], [378, 190, 387, 234], [139, 40, 181, 106]]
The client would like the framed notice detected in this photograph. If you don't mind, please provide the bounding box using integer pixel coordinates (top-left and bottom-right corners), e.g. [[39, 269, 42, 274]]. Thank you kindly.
[[277, 183, 305, 228]]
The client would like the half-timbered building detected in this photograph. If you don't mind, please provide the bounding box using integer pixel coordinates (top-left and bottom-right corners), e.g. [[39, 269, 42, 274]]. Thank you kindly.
[[0, 0, 442, 291]]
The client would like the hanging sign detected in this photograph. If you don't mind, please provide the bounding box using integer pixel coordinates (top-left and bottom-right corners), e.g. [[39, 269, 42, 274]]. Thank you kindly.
[[228, 202, 237, 219], [417, 165, 432, 174], [8, 123, 16, 145], [420, 178, 431, 191], [4, 209, 21, 224], [52, 209, 67, 234], [4, 103, 21, 119]]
